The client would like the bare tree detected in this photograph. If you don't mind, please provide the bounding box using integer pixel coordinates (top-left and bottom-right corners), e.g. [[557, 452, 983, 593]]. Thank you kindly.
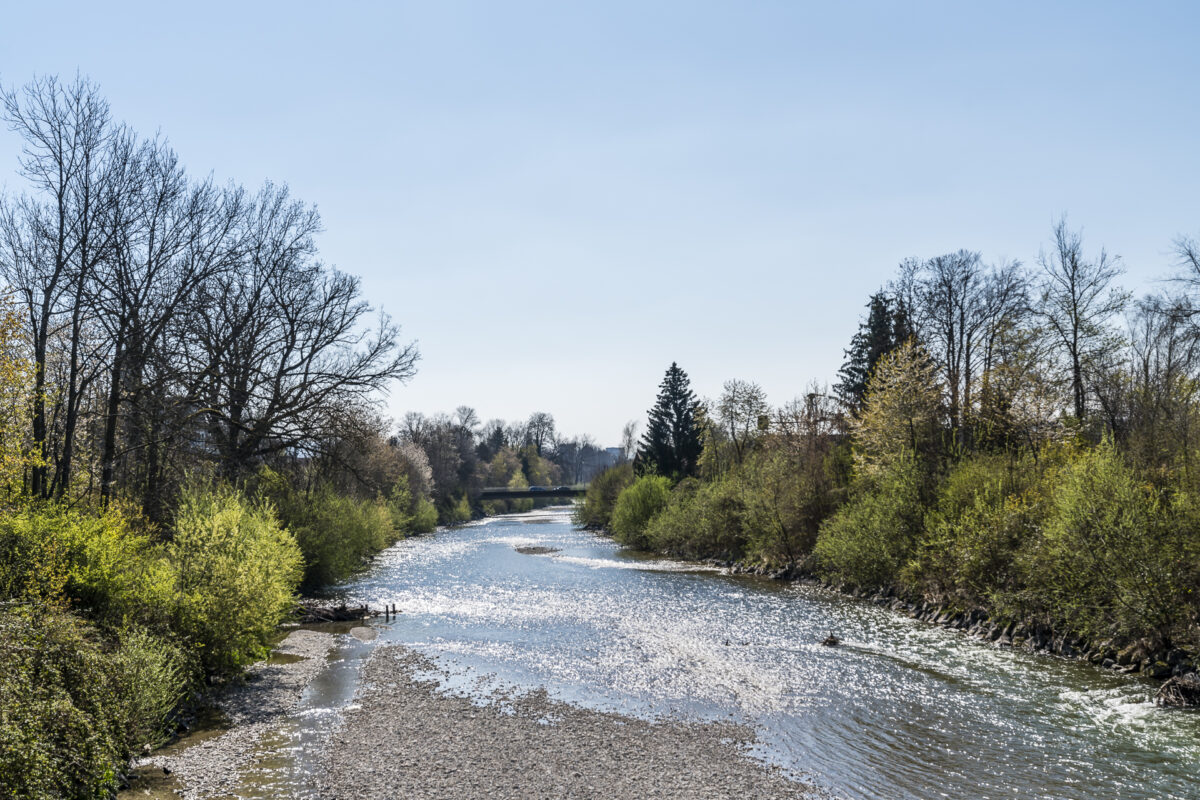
[[94, 137, 242, 506], [525, 411, 556, 455], [1035, 218, 1128, 422], [900, 251, 990, 432], [0, 75, 118, 496], [717, 378, 768, 465], [188, 183, 419, 479], [619, 419, 638, 463]]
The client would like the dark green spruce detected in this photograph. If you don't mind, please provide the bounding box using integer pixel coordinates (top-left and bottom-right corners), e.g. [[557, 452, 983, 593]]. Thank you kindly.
[[635, 362, 704, 480], [834, 290, 912, 409]]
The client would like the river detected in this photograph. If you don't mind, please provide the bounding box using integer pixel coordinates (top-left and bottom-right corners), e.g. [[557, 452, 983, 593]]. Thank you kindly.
[[298, 505, 1196, 800]]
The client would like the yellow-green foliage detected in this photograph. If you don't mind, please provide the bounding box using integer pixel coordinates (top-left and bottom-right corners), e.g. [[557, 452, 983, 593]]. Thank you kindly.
[[257, 470, 411, 588], [0, 503, 174, 628], [1029, 441, 1200, 643], [0, 607, 194, 800], [0, 607, 127, 800], [610, 474, 672, 548], [814, 456, 925, 589], [411, 494, 438, 532], [169, 485, 302, 674], [910, 453, 1044, 603], [0, 508, 71, 605], [441, 493, 473, 524], [740, 445, 841, 567], [113, 626, 192, 750], [389, 473, 437, 532], [0, 298, 39, 496], [387, 474, 414, 532], [0, 487, 306, 795], [574, 462, 634, 529], [645, 477, 749, 560], [852, 340, 942, 476]]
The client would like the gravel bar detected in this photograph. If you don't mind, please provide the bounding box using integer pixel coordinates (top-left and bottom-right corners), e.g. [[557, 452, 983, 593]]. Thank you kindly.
[[133, 629, 336, 799], [316, 645, 815, 799]]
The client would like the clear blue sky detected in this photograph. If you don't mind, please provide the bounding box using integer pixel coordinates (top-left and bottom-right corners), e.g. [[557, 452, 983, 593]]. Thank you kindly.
[[3, 1, 1199, 446]]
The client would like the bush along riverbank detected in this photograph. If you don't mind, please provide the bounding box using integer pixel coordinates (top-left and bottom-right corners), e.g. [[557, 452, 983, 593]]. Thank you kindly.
[[581, 361, 1200, 708], [579, 444, 1200, 706], [0, 472, 436, 799]]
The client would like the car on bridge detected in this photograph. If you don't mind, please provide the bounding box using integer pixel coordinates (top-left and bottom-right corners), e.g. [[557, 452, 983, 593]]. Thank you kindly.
[[528, 486, 546, 492]]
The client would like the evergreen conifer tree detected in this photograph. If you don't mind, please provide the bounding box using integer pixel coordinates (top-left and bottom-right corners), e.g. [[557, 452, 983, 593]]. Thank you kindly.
[[835, 291, 911, 410], [635, 363, 703, 479]]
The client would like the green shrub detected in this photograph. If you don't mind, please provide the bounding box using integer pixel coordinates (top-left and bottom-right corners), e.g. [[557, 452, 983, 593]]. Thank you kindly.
[[386, 475, 414, 532], [114, 626, 194, 750], [440, 493, 473, 525], [0, 506, 72, 605], [645, 477, 750, 560], [813, 456, 924, 589], [387, 473, 439, 532], [257, 471, 404, 588], [298, 493, 393, 587], [740, 446, 841, 567], [0, 503, 176, 631], [411, 494, 438, 532], [610, 475, 673, 548], [1029, 441, 1200, 644], [574, 463, 634, 529], [0, 606, 127, 800], [910, 453, 1044, 603], [168, 485, 302, 674]]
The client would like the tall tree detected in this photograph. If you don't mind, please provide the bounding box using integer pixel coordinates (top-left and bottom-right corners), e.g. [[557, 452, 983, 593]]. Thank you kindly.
[[717, 378, 768, 465], [635, 362, 703, 479], [189, 183, 419, 479], [852, 339, 943, 476], [835, 291, 910, 409], [0, 75, 118, 497], [525, 411, 556, 455], [907, 250, 987, 431], [1035, 218, 1128, 422]]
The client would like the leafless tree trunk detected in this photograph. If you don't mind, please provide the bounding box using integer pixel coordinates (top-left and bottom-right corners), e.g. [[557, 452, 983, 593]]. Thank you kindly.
[[1035, 218, 1128, 423]]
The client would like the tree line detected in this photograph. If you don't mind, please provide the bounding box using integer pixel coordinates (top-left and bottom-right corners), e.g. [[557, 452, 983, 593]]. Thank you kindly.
[[397, 407, 620, 520], [0, 74, 616, 799], [583, 219, 1200, 680], [0, 75, 417, 519]]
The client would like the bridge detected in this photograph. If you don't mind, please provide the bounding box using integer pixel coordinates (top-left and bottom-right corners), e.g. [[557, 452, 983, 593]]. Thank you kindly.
[[478, 486, 586, 500]]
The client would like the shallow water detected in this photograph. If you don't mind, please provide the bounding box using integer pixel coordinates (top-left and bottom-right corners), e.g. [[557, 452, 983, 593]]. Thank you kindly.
[[326, 507, 1200, 800]]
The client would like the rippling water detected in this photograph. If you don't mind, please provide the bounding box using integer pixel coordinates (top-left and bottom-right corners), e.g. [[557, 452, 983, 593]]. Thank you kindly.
[[333, 507, 1199, 800]]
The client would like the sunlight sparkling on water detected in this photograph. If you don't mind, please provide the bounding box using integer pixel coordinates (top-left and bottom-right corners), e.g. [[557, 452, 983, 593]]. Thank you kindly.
[[336, 508, 1200, 800]]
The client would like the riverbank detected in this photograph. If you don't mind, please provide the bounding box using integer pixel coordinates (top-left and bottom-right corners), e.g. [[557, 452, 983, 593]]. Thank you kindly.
[[315, 645, 814, 799], [126, 509, 1200, 799], [718, 558, 1200, 700], [126, 634, 815, 799], [126, 629, 337, 798]]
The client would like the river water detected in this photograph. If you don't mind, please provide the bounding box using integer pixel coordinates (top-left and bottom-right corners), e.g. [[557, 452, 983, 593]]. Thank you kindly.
[[312, 506, 1199, 800]]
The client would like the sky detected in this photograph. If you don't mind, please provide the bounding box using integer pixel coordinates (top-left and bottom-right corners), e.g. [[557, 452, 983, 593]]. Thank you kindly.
[[2, 1, 1200, 446]]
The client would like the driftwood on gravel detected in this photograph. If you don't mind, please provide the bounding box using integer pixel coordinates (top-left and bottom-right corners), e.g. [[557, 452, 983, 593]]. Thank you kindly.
[[1156, 673, 1200, 708], [295, 601, 371, 623]]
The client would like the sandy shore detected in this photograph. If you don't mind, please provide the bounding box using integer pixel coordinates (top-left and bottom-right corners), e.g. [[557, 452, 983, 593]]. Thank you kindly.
[[315, 645, 815, 799]]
